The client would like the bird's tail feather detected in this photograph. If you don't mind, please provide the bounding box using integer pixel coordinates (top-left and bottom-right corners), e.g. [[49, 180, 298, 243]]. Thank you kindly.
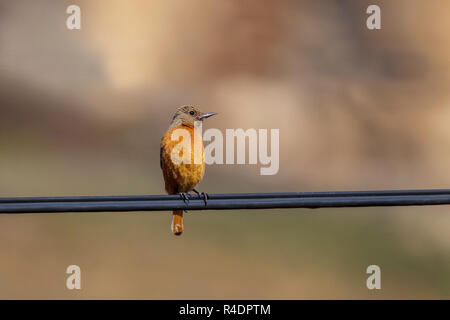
[[171, 210, 183, 236]]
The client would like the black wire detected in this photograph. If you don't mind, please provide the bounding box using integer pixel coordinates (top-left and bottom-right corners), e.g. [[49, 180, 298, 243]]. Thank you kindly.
[[2, 189, 450, 203], [1, 189, 450, 213]]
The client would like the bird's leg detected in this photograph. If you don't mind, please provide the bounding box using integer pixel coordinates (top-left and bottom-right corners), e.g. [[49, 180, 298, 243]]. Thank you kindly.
[[192, 188, 200, 197], [193, 188, 208, 205]]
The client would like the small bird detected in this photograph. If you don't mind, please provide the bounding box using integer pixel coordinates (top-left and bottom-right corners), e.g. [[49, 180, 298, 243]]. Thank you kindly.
[[160, 106, 217, 236]]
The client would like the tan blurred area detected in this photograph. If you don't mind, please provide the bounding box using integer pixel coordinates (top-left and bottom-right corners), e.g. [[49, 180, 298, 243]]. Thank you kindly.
[[0, 0, 449, 299]]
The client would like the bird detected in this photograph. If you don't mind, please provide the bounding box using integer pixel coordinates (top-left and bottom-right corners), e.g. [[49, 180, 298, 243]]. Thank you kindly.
[[160, 106, 217, 236]]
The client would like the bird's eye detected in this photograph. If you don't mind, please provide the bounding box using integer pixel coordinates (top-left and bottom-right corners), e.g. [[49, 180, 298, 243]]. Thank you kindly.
[[189, 111, 195, 116]]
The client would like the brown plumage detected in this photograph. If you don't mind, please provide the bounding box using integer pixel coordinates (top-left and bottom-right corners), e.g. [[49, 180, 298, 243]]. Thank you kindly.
[[160, 106, 216, 236]]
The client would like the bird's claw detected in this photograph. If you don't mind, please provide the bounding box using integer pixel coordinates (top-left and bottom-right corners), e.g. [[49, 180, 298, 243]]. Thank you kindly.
[[179, 193, 190, 213], [201, 192, 208, 205], [179, 192, 190, 204], [192, 189, 208, 206]]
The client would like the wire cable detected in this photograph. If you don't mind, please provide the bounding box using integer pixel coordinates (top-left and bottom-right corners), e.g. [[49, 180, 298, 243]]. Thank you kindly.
[[3, 189, 450, 203], [1, 189, 450, 213]]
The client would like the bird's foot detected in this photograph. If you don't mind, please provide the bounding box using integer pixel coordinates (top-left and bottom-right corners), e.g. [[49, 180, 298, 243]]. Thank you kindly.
[[178, 193, 191, 213], [201, 192, 208, 205], [179, 192, 190, 204], [193, 188, 209, 206]]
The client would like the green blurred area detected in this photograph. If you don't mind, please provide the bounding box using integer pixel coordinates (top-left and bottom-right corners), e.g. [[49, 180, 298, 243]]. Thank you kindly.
[[0, 0, 450, 298]]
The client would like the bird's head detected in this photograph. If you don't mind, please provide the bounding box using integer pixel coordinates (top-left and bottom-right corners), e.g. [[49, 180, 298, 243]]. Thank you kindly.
[[170, 105, 217, 128]]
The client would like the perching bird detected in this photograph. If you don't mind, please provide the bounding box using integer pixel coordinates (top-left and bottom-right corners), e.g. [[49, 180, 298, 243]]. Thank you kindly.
[[160, 106, 217, 236]]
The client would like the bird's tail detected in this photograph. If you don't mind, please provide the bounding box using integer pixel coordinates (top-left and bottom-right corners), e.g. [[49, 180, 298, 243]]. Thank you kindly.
[[171, 210, 183, 236]]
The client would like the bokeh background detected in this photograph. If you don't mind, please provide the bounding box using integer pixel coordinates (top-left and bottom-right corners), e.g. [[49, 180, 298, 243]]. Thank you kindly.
[[0, 0, 449, 299]]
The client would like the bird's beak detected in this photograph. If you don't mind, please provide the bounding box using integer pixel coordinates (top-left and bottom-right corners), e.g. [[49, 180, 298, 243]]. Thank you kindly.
[[198, 112, 217, 120]]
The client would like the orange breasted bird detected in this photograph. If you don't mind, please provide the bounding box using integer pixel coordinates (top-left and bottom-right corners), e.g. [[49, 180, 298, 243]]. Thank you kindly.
[[160, 106, 217, 236]]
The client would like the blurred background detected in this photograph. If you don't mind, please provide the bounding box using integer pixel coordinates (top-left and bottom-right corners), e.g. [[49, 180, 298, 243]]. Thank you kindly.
[[0, 0, 449, 299]]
